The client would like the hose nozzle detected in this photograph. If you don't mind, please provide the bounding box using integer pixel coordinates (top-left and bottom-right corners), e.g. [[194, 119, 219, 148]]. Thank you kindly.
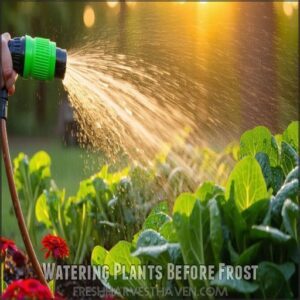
[[8, 35, 67, 81]]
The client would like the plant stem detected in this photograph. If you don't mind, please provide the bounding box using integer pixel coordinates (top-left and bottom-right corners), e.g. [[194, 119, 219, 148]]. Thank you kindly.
[[74, 203, 87, 264]]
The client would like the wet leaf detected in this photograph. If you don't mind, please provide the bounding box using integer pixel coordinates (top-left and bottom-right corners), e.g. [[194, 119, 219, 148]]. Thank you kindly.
[[226, 157, 268, 211], [240, 126, 279, 166], [250, 225, 291, 243], [211, 265, 259, 293], [208, 198, 223, 264], [257, 262, 294, 298]]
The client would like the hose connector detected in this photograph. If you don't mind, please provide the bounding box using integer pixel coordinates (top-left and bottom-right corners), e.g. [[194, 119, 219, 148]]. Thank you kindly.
[[8, 35, 67, 81]]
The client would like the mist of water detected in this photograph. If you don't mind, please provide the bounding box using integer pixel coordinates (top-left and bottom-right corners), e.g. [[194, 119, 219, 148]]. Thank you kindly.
[[63, 41, 208, 164]]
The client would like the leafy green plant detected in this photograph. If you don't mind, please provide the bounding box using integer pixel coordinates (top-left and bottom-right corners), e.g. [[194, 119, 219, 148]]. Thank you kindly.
[[14, 151, 51, 246], [91, 121, 299, 299], [14, 154, 164, 263]]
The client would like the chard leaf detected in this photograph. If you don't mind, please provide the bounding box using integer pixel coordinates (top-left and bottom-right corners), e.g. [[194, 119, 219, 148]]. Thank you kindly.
[[281, 141, 298, 175], [132, 243, 181, 265], [271, 178, 299, 217], [235, 243, 261, 266], [91, 245, 121, 297], [284, 166, 299, 184], [29, 151, 51, 178], [208, 198, 223, 264], [35, 192, 51, 228], [136, 229, 166, 248], [239, 126, 279, 166], [159, 221, 178, 243], [277, 262, 296, 281], [250, 225, 291, 243], [227, 240, 239, 264], [223, 184, 247, 251], [148, 201, 169, 216], [91, 245, 108, 266], [195, 181, 224, 204], [104, 241, 147, 295], [225, 156, 268, 212], [142, 212, 171, 231], [282, 121, 299, 152], [270, 166, 285, 194], [173, 193, 210, 290], [255, 152, 272, 187], [211, 265, 259, 293], [257, 262, 294, 299], [282, 199, 300, 241], [242, 200, 269, 227]]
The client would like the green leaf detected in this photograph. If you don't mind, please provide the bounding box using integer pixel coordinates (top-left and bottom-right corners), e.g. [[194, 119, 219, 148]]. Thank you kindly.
[[13, 152, 29, 190], [143, 212, 171, 232], [226, 156, 268, 211], [282, 199, 300, 241], [173, 193, 210, 290], [271, 178, 299, 217], [132, 242, 181, 265], [159, 221, 178, 243], [91, 245, 108, 266], [285, 166, 299, 184], [223, 184, 247, 251], [195, 181, 224, 204], [235, 243, 261, 266], [282, 121, 299, 152], [242, 200, 269, 227], [255, 152, 272, 187], [211, 265, 259, 293], [208, 198, 223, 264], [148, 201, 169, 216], [281, 142, 298, 175], [227, 240, 239, 264], [136, 229, 166, 248], [257, 262, 294, 298], [277, 262, 296, 281], [29, 151, 51, 176], [35, 193, 51, 228], [76, 179, 95, 201], [250, 225, 291, 243], [95, 165, 130, 186], [240, 126, 279, 166], [274, 134, 282, 146], [270, 166, 285, 194], [104, 241, 147, 293]]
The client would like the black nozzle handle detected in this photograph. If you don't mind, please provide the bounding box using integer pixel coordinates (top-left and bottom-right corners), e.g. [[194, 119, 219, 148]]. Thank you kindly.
[[0, 88, 8, 119]]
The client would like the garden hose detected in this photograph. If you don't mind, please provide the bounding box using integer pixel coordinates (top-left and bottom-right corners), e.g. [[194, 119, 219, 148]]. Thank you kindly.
[[0, 35, 67, 289]]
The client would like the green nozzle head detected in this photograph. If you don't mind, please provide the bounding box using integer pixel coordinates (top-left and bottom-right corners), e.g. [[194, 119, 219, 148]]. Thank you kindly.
[[8, 35, 67, 81]]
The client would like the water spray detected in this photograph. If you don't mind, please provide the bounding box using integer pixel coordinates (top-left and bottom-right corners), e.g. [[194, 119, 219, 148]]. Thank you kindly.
[[0, 35, 67, 288]]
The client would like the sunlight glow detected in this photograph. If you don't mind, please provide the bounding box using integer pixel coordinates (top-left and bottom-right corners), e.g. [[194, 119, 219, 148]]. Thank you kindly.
[[126, 1, 137, 8], [83, 5, 95, 28], [283, 2, 295, 17], [292, 1, 298, 9], [107, 1, 119, 8]]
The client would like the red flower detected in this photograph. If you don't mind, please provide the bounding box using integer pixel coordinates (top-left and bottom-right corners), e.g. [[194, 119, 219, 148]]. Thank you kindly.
[[0, 237, 17, 256], [2, 279, 52, 300], [41, 234, 69, 260]]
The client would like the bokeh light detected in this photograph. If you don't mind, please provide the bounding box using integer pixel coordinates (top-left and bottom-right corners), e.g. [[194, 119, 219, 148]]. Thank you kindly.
[[126, 1, 137, 9], [282, 1, 298, 17], [283, 2, 293, 17], [107, 1, 119, 9], [83, 5, 95, 28]]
